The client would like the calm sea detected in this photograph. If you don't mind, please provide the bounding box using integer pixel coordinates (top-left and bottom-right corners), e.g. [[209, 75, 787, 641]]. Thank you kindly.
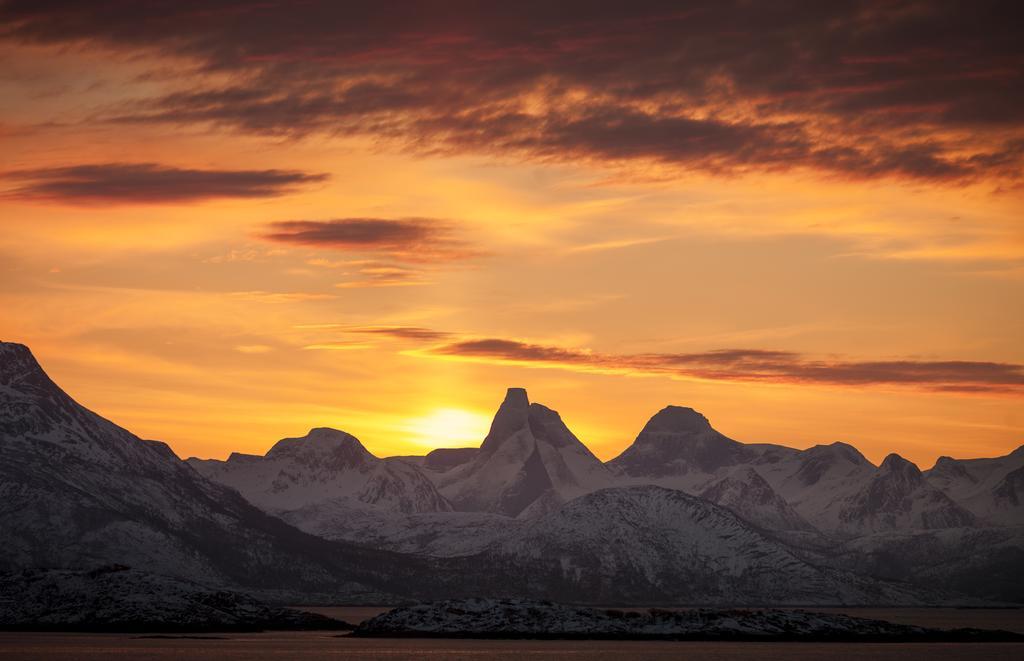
[[0, 608, 1021, 660]]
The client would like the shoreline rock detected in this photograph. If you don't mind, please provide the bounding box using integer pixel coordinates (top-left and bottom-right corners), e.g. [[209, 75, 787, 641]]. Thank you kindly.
[[0, 566, 353, 633], [353, 598, 1024, 642]]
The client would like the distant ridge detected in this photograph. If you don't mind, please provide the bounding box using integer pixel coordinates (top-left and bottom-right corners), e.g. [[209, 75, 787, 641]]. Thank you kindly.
[[2, 340, 1022, 604]]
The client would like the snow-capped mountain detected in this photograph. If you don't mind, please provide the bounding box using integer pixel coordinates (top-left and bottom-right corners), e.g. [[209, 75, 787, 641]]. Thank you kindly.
[[4, 339, 1022, 608], [286, 508, 523, 556], [431, 388, 615, 517], [0, 341, 418, 602], [924, 446, 1024, 525], [760, 442, 877, 531], [608, 406, 753, 490], [604, 406, 994, 537], [830, 525, 1024, 603], [604, 407, 860, 532], [699, 467, 815, 532], [473, 485, 929, 605], [835, 453, 976, 534], [189, 427, 451, 519]]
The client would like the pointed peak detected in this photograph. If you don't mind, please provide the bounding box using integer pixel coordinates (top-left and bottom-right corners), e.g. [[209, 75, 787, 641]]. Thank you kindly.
[[643, 405, 712, 433], [480, 388, 532, 453], [503, 387, 530, 408], [880, 453, 921, 476]]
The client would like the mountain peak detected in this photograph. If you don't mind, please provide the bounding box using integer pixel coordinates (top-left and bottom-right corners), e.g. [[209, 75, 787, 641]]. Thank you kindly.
[[504, 387, 529, 407], [0, 341, 45, 384], [480, 387, 531, 453], [642, 406, 713, 434], [880, 453, 921, 476], [928, 455, 973, 481], [808, 441, 871, 466], [609, 405, 746, 479], [0, 340, 31, 356], [440, 388, 613, 516], [265, 427, 374, 465]]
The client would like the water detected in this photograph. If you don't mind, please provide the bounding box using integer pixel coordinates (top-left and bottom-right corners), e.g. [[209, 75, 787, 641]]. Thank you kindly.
[[1, 633, 1024, 660], [1, 608, 1022, 660]]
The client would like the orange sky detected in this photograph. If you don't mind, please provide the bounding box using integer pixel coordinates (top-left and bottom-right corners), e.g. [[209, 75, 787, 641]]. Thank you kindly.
[[1, 2, 1022, 468]]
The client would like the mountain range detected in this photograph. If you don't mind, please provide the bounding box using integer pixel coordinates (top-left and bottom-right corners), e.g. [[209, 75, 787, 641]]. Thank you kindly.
[[2, 341, 1022, 605]]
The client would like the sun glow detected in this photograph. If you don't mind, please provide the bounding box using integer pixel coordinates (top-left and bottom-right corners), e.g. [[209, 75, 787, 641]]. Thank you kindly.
[[403, 407, 492, 450]]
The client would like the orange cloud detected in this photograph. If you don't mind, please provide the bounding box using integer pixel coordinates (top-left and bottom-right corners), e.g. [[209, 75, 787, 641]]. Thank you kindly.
[[7, 2, 1020, 183], [260, 218, 479, 263], [414, 336, 1024, 395]]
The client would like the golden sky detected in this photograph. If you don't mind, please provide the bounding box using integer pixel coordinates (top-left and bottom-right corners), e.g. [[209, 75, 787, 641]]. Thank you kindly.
[[1, 2, 1022, 467]]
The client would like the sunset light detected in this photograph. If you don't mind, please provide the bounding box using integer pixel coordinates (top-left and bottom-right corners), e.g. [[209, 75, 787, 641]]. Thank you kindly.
[[402, 408, 493, 451], [2, 0, 1023, 647]]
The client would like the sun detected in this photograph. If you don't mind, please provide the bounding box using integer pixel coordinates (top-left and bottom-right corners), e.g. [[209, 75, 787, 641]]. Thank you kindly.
[[404, 408, 491, 450]]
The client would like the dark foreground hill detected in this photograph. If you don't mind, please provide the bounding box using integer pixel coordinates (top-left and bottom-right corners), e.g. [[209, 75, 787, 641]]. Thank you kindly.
[[354, 598, 1024, 641]]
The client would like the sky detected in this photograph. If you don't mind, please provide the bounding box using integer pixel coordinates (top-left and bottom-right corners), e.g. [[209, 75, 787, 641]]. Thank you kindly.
[[1, 1, 1022, 467]]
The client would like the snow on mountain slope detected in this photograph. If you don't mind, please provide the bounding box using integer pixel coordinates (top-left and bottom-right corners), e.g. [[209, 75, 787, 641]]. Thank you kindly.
[[434, 388, 615, 517], [0, 341, 420, 602], [605, 407, 876, 533], [281, 507, 523, 556], [603, 405, 988, 537], [759, 442, 878, 531], [835, 454, 976, 535], [925, 446, 1024, 525], [830, 525, 1024, 603], [188, 428, 451, 518], [699, 467, 816, 532], [477, 486, 930, 605]]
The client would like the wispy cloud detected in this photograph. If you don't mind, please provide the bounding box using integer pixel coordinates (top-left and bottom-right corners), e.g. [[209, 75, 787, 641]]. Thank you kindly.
[[565, 236, 673, 254], [348, 326, 454, 341], [259, 218, 478, 264], [227, 290, 335, 303], [1, 163, 327, 204], [333, 263, 431, 288], [366, 331, 1024, 395]]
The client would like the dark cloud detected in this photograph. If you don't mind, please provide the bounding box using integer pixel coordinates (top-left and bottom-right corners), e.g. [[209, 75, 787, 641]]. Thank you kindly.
[[2, 163, 326, 203], [430, 337, 1024, 394], [260, 218, 477, 263], [2, 1, 1021, 182]]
